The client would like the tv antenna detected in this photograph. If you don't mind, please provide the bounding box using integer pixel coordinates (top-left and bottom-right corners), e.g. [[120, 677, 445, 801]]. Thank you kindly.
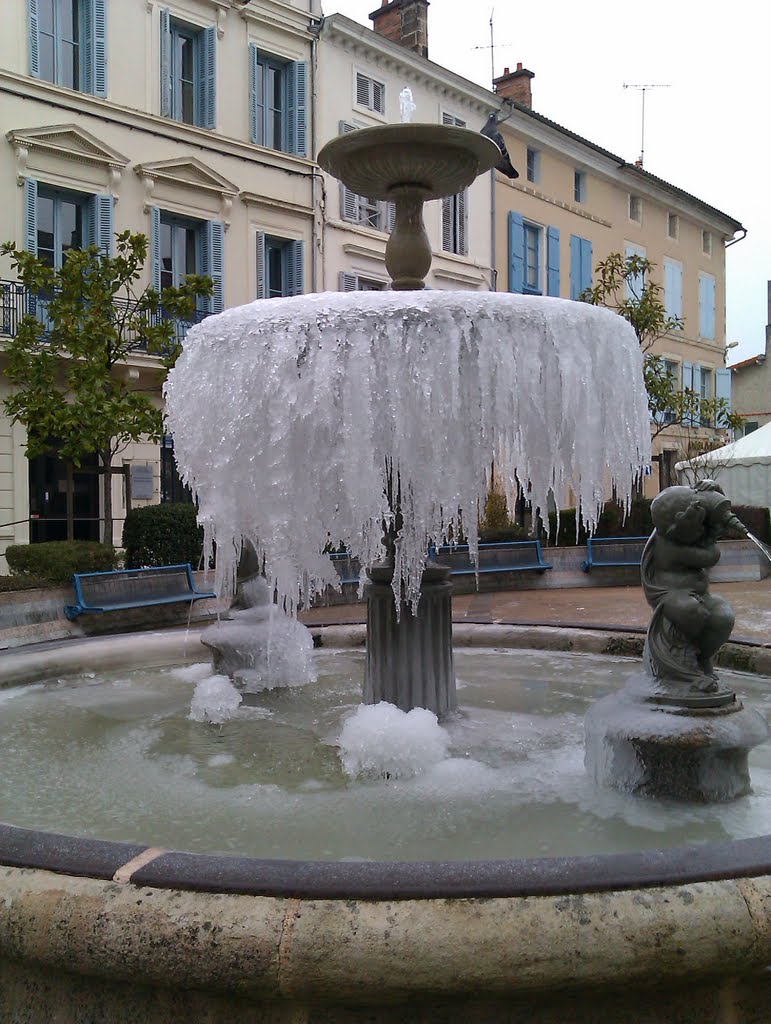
[[471, 8, 513, 86], [623, 82, 671, 167]]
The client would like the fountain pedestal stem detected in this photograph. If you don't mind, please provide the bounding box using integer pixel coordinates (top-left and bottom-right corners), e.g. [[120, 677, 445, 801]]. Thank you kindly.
[[385, 185, 432, 290], [364, 561, 456, 717]]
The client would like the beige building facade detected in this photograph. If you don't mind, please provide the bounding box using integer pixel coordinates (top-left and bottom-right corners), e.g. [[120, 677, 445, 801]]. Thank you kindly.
[[317, 11, 495, 294], [0, 0, 319, 561], [730, 281, 770, 436], [491, 66, 744, 498]]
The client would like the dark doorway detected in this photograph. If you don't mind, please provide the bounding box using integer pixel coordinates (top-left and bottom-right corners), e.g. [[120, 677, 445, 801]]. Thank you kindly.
[[29, 449, 100, 542]]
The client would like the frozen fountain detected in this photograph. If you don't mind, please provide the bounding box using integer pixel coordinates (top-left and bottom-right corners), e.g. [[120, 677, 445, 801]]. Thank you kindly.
[[165, 122, 651, 721]]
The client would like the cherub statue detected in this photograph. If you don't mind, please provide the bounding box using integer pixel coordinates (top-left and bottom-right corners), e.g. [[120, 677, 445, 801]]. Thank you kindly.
[[641, 481, 747, 694]]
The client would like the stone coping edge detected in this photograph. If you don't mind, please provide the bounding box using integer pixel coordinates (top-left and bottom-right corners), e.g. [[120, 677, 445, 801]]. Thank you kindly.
[[0, 822, 768, 899]]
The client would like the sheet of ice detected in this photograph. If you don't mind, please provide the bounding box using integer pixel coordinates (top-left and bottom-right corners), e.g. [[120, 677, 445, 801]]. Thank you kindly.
[[165, 291, 651, 611], [189, 674, 242, 724], [338, 701, 451, 779]]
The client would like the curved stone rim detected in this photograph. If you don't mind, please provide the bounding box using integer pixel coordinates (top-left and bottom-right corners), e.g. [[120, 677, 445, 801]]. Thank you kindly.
[[0, 822, 768, 899]]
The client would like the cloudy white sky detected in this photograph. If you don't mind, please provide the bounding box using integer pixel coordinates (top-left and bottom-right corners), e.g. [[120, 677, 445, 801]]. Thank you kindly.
[[324, 0, 770, 363]]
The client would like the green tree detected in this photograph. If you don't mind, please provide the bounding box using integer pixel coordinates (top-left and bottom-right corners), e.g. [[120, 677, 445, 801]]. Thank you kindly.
[[580, 252, 742, 444], [1, 232, 212, 544]]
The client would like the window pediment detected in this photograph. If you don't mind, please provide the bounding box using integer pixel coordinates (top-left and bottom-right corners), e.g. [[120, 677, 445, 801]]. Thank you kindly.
[[7, 124, 129, 188], [135, 158, 238, 226]]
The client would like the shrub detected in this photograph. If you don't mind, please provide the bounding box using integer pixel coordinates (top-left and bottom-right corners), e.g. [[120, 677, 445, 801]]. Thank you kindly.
[[5, 541, 120, 585], [548, 498, 653, 546], [122, 503, 204, 568]]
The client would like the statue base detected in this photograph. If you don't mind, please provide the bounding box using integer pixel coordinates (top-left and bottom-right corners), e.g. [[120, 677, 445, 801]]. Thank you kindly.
[[584, 671, 769, 802], [364, 560, 456, 718]]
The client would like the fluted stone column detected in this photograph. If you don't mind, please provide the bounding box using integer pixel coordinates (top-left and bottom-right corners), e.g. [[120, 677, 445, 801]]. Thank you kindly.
[[364, 561, 456, 718]]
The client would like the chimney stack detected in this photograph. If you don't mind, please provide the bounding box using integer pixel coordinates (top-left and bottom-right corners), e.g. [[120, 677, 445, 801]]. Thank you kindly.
[[493, 63, 534, 108], [370, 1, 430, 59]]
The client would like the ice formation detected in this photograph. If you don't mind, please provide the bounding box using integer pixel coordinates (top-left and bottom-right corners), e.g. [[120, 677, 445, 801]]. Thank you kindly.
[[164, 291, 651, 611], [338, 701, 451, 779], [189, 674, 242, 724]]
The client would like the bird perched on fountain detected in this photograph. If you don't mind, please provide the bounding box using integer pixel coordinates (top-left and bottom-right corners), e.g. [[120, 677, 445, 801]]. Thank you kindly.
[[480, 112, 519, 179]]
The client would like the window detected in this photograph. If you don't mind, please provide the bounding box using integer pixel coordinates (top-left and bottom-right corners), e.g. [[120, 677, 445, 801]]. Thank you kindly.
[[660, 359, 679, 425], [29, 0, 107, 96], [744, 421, 759, 435], [699, 272, 716, 340], [699, 367, 713, 426], [624, 243, 646, 300], [24, 179, 113, 265], [509, 213, 560, 296], [250, 46, 307, 155], [150, 208, 224, 313], [629, 194, 642, 222], [667, 213, 679, 239], [526, 147, 540, 184], [339, 273, 387, 292], [570, 235, 592, 299], [256, 233, 304, 299], [523, 223, 540, 290], [664, 257, 683, 322], [338, 122, 394, 229], [441, 112, 468, 256], [355, 72, 385, 113], [160, 10, 216, 129], [574, 170, 586, 204], [702, 230, 713, 256]]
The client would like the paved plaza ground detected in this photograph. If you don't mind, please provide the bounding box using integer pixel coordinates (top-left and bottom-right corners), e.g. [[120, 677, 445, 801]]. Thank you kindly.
[[300, 579, 771, 645]]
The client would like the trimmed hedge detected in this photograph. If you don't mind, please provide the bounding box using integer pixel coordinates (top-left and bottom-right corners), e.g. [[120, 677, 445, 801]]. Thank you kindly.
[[5, 541, 120, 586], [122, 502, 204, 569], [548, 499, 654, 547]]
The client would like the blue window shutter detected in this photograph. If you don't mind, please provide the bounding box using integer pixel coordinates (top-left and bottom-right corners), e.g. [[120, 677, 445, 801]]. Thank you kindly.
[[508, 212, 524, 293], [546, 226, 560, 297], [580, 238, 592, 294], [682, 360, 693, 425], [93, 0, 107, 97], [24, 178, 38, 255], [457, 189, 468, 256], [160, 9, 172, 117], [700, 273, 716, 340], [289, 61, 308, 156], [569, 234, 581, 299], [28, 0, 40, 77], [206, 220, 224, 312], [150, 206, 161, 293], [80, 0, 94, 93], [196, 27, 216, 129], [256, 231, 267, 299], [288, 240, 304, 296], [715, 367, 732, 421], [675, 263, 683, 320], [339, 272, 358, 292], [249, 44, 261, 144], [90, 194, 113, 256]]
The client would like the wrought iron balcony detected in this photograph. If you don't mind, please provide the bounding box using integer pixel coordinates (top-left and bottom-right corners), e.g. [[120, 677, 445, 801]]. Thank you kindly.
[[0, 279, 213, 352]]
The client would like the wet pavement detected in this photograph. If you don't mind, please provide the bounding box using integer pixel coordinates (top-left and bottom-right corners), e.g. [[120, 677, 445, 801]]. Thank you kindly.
[[300, 579, 771, 645]]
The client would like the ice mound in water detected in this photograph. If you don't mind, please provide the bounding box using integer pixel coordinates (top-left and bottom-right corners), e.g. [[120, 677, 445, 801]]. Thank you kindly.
[[201, 577, 317, 691], [164, 292, 651, 612], [189, 675, 242, 724], [338, 702, 451, 779]]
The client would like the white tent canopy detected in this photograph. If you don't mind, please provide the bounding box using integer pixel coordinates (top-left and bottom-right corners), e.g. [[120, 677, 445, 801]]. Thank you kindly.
[[676, 422, 771, 507]]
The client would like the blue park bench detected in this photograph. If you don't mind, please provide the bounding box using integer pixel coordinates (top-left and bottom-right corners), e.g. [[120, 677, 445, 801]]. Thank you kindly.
[[64, 563, 217, 620], [581, 536, 649, 573], [431, 540, 552, 575]]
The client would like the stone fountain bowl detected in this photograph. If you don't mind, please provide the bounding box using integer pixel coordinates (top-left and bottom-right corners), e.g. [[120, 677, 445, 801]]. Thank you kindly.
[[0, 629, 768, 1023], [318, 123, 501, 200]]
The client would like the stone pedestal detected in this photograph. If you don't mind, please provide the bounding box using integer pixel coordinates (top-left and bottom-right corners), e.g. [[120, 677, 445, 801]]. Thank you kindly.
[[364, 561, 456, 718], [585, 672, 769, 801]]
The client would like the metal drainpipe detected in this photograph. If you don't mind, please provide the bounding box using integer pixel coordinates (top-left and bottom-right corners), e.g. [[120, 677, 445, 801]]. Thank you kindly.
[[490, 165, 497, 291], [310, 21, 321, 293]]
